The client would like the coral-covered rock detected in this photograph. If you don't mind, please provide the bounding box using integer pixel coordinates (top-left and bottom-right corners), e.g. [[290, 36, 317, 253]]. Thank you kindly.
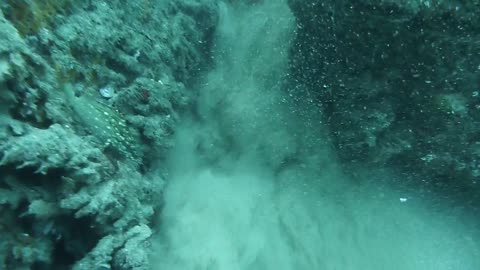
[[0, 124, 111, 179], [0, 0, 218, 269]]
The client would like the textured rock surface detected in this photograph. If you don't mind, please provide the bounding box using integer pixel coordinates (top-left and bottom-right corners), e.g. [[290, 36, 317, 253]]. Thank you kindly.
[[288, 0, 480, 193], [0, 1, 217, 269]]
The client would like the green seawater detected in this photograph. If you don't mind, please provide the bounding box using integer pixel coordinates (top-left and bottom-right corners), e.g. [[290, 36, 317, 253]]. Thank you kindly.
[[151, 1, 480, 269]]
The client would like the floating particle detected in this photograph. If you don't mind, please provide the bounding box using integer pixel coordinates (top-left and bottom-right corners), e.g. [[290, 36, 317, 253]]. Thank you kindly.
[[99, 86, 115, 99]]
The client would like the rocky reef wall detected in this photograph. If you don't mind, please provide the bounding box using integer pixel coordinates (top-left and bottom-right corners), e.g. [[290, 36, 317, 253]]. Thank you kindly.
[[0, 1, 217, 269], [288, 0, 480, 196]]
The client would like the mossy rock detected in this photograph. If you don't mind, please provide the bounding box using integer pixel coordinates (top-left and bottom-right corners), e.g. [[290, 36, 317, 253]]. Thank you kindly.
[[3, 0, 74, 36]]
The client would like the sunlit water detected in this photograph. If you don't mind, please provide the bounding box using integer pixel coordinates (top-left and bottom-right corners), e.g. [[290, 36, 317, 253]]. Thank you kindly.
[[151, 1, 480, 269]]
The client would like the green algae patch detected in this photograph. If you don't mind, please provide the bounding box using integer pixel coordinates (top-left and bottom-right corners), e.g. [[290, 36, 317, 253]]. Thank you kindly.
[[4, 0, 74, 36]]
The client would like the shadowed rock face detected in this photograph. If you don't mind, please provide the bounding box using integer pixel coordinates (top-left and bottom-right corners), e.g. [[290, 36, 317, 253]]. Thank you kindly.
[[287, 0, 480, 193]]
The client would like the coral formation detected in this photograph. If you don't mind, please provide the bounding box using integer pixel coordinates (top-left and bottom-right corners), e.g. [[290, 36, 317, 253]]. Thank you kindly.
[[0, 0, 217, 269]]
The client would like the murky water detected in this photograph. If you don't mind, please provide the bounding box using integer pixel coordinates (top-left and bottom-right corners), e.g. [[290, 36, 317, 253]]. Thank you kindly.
[[151, 1, 480, 269]]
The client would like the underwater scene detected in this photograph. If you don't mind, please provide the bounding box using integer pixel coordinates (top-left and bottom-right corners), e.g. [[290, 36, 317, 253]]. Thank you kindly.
[[0, 0, 479, 269]]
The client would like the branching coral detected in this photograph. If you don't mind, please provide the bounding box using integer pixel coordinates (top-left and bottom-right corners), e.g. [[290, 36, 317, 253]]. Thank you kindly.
[[0, 123, 113, 180], [0, 0, 219, 269]]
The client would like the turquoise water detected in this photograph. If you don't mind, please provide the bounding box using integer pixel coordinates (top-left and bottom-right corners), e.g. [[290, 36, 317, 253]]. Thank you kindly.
[[151, 1, 480, 269]]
